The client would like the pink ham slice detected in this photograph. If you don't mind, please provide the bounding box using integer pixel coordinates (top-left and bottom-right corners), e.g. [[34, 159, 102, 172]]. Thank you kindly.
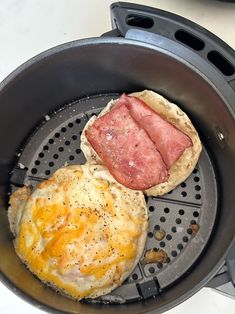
[[86, 103, 168, 190], [121, 94, 192, 169]]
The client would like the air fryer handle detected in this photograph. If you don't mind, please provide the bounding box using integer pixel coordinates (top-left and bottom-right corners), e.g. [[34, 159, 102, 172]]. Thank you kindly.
[[226, 241, 235, 286], [110, 2, 235, 87], [206, 241, 235, 289]]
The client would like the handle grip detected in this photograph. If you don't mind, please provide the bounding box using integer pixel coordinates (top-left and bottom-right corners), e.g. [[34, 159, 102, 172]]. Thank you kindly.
[[110, 2, 235, 86], [205, 241, 235, 290], [226, 241, 235, 286]]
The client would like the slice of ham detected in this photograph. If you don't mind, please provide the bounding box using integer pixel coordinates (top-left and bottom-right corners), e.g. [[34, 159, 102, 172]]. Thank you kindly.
[[86, 103, 168, 190], [120, 94, 192, 169]]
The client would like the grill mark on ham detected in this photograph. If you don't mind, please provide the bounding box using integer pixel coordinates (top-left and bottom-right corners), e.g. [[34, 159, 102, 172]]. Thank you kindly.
[[86, 103, 168, 190], [121, 94, 192, 169]]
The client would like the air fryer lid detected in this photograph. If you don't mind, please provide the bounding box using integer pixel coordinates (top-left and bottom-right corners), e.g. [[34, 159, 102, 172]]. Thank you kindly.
[[0, 2, 235, 314]]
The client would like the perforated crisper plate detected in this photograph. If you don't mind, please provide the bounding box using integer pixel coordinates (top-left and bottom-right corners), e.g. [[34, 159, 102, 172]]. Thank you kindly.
[[10, 94, 218, 304]]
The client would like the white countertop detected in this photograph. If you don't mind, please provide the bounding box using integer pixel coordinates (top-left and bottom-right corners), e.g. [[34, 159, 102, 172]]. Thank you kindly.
[[0, 0, 235, 313]]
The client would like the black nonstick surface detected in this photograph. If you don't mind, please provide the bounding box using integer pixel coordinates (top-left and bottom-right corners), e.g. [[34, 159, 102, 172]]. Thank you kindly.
[[10, 94, 218, 303]]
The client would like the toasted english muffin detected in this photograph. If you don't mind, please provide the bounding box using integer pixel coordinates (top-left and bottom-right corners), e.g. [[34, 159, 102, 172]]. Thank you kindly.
[[8, 164, 147, 300], [81, 90, 202, 196]]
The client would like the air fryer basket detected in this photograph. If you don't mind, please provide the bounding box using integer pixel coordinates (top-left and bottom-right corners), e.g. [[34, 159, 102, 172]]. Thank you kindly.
[[9, 94, 218, 304], [0, 2, 235, 314]]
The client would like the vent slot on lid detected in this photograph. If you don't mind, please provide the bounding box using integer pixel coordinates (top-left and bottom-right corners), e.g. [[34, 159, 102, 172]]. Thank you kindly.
[[175, 30, 205, 51], [207, 50, 235, 76], [126, 14, 154, 29]]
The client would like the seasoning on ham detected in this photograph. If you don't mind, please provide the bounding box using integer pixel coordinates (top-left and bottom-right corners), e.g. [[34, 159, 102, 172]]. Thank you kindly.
[[86, 103, 168, 190], [121, 94, 192, 169]]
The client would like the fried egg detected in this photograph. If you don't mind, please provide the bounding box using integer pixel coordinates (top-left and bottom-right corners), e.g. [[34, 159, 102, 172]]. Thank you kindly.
[[8, 164, 147, 300]]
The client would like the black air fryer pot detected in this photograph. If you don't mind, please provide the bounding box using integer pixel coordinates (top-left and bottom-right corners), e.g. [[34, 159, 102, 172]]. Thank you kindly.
[[0, 2, 235, 314]]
